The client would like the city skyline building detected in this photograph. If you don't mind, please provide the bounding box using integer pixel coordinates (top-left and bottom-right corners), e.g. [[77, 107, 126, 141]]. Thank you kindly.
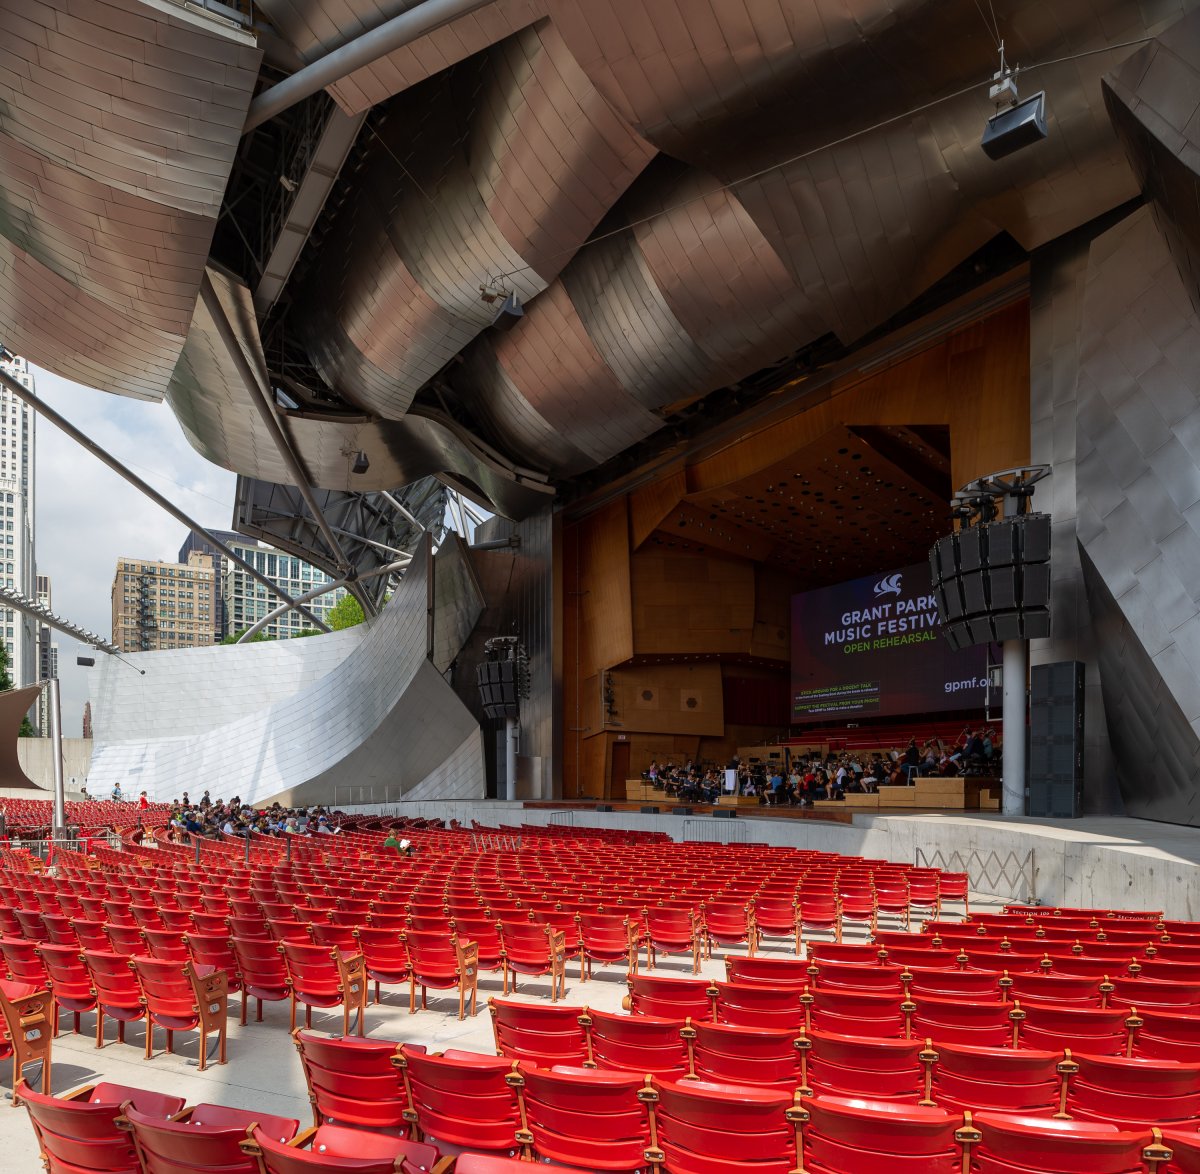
[[110, 552, 216, 653], [178, 529, 241, 643], [0, 355, 38, 707], [223, 537, 346, 640]]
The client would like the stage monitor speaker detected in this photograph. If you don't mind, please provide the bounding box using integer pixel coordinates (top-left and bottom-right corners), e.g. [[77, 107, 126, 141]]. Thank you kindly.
[[1021, 513, 1052, 562], [713, 810, 738, 819], [672, 807, 694, 815], [640, 806, 660, 814], [1021, 562, 1051, 609], [595, 804, 614, 812], [981, 91, 1048, 160], [961, 570, 987, 615], [987, 566, 1018, 610], [958, 526, 983, 573], [1028, 660, 1084, 818], [988, 519, 1017, 566]]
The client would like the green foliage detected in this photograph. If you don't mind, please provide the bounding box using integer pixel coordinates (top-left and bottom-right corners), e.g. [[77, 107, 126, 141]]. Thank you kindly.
[[221, 628, 275, 645], [327, 594, 365, 630], [292, 628, 322, 638]]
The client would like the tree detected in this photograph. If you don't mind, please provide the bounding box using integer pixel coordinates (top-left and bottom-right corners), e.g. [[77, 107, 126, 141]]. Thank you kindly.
[[0, 643, 36, 736], [220, 628, 275, 645], [327, 594, 365, 630], [292, 628, 322, 638]]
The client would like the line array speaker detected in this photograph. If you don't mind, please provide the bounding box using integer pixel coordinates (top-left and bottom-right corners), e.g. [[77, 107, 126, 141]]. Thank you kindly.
[[931, 513, 1052, 650], [476, 659, 519, 719]]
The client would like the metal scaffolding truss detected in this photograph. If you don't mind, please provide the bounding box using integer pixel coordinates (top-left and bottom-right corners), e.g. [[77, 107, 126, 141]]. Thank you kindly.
[[233, 475, 448, 605]]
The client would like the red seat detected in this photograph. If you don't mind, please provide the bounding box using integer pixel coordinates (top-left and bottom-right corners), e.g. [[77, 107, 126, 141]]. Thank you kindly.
[[243, 1123, 438, 1174], [910, 994, 1017, 1048], [279, 942, 368, 1035], [753, 897, 802, 954], [801, 1029, 924, 1101], [800, 1093, 962, 1173], [130, 956, 228, 1070], [82, 949, 146, 1048], [497, 922, 567, 1001], [352, 926, 411, 1004], [19, 1080, 185, 1174], [804, 987, 908, 1038], [689, 1020, 804, 1090], [702, 900, 758, 957], [714, 979, 807, 1031], [926, 1041, 1062, 1114], [1064, 1052, 1200, 1129], [971, 1110, 1155, 1173], [395, 1046, 522, 1157], [584, 1007, 690, 1078], [726, 955, 811, 986], [487, 996, 588, 1067], [121, 1102, 299, 1173], [1135, 1009, 1200, 1061], [577, 913, 638, 981], [291, 1030, 409, 1133], [648, 1077, 797, 1173], [515, 1064, 649, 1171], [403, 931, 479, 1019], [643, 908, 701, 974], [1161, 1126, 1200, 1174], [1019, 1002, 1135, 1055], [231, 936, 291, 1025], [810, 959, 905, 994]]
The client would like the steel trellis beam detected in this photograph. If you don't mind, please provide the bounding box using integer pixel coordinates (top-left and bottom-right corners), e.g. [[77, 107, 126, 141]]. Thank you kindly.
[[0, 365, 331, 632]]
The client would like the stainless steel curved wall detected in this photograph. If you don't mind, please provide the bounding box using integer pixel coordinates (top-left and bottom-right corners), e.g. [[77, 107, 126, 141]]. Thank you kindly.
[[0, 0, 260, 399]]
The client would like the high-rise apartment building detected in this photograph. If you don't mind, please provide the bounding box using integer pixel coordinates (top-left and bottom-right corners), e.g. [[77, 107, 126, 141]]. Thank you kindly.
[[223, 538, 347, 639], [178, 529, 241, 643], [110, 552, 216, 652], [0, 354, 37, 695], [36, 574, 57, 735], [82, 701, 93, 740]]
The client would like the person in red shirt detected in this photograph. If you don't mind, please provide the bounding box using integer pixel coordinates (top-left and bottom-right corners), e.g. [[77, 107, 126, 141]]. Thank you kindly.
[[137, 791, 149, 811]]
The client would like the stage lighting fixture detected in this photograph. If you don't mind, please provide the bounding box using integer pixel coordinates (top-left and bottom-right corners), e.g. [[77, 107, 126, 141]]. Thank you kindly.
[[352, 450, 370, 474]]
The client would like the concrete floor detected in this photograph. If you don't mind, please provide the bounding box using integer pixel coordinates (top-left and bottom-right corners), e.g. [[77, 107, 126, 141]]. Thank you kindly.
[[0, 896, 1004, 1172]]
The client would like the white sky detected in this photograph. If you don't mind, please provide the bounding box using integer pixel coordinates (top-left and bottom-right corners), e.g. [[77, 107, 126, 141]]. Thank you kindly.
[[32, 366, 236, 734]]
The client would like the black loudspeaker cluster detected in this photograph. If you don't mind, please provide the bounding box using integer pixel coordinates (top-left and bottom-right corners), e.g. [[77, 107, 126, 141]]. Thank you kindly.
[[476, 659, 520, 719], [1028, 661, 1084, 818], [929, 513, 1052, 650]]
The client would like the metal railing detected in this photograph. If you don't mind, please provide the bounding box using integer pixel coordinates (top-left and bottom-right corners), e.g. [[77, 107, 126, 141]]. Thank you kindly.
[[470, 832, 522, 851], [547, 810, 577, 827], [682, 819, 751, 844], [331, 784, 404, 807], [915, 846, 1036, 902]]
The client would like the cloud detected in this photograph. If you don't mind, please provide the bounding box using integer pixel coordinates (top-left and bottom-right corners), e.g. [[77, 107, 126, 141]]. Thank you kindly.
[[32, 367, 235, 736]]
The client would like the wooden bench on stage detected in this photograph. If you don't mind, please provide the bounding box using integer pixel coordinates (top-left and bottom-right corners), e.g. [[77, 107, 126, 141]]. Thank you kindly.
[[813, 776, 1001, 813]]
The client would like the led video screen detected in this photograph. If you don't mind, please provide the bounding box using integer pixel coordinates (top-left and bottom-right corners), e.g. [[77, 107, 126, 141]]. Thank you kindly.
[[791, 561, 991, 720]]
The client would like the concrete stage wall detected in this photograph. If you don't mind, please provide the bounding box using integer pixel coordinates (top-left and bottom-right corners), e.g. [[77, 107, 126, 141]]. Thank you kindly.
[[341, 803, 1200, 921]]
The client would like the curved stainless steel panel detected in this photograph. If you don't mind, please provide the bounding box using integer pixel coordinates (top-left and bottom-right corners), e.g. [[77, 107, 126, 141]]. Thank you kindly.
[[0, 0, 260, 398], [170, 266, 554, 517], [298, 19, 653, 419]]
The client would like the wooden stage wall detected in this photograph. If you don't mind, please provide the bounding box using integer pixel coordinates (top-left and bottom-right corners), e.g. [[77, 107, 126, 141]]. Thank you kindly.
[[560, 301, 1031, 799]]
